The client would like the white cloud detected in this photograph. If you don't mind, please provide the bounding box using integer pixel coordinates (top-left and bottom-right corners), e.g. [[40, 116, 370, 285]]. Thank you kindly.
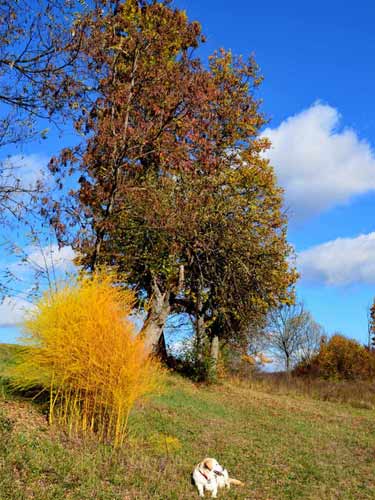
[[263, 103, 375, 221], [21, 244, 75, 273], [0, 245, 76, 300], [298, 232, 375, 286], [0, 296, 34, 327], [0, 245, 75, 327], [0, 243, 76, 328], [8, 244, 75, 275], [1, 154, 48, 191]]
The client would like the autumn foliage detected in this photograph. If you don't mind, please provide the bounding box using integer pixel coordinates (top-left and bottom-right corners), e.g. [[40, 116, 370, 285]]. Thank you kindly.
[[295, 334, 375, 380], [8, 272, 162, 446], [48, 0, 296, 372]]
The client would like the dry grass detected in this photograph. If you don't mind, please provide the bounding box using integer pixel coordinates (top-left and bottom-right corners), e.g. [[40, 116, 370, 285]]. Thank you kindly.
[[246, 372, 375, 410], [5, 272, 163, 446]]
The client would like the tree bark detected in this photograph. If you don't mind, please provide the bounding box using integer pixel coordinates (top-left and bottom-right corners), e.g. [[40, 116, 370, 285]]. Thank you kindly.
[[285, 353, 291, 374], [140, 280, 170, 359], [195, 312, 206, 361], [194, 276, 208, 362], [209, 335, 220, 380]]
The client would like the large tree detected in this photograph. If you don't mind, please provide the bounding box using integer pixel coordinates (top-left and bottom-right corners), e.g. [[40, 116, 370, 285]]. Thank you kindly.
[[49, 0, 207, 340], [49, 0, 296, 368]]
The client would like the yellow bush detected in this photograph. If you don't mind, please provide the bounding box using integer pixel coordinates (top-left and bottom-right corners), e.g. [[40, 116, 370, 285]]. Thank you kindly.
[[8, 272, 162, 446]]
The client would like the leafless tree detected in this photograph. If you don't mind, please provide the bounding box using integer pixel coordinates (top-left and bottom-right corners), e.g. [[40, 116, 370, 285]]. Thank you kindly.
[[0, 0, 92, 223], [266, 302, 324, 372]]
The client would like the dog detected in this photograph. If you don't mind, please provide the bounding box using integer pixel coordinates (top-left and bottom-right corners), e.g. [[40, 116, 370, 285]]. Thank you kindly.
[[192, 457, 244, 497]]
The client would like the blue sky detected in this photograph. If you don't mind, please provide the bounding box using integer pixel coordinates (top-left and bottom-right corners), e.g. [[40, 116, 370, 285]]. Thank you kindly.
[[1, 0, 375, 346]]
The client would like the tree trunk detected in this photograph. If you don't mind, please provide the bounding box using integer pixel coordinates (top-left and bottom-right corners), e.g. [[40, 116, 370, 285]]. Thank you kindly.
[[195, 312, 206, 361], [194, 278, 207, 362], [285, 354, 291, 374], [209, 335, 220, 380], [140, 280, 170, 359]]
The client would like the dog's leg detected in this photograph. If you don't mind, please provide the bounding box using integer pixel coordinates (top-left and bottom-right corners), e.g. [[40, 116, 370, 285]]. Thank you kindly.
[[211, 486, 218, 498], [197, 484, 205, 497]]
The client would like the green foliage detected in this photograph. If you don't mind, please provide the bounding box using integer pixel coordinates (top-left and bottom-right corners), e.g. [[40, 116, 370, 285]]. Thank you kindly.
[[172, 337, 213, 382]]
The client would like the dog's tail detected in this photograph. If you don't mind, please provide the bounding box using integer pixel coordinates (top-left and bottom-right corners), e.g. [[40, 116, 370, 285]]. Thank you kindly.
[[229, 478, 245, 486]]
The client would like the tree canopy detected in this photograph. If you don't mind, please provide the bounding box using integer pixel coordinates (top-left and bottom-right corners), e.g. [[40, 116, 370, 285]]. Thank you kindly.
[[47, 0, 297, 376]]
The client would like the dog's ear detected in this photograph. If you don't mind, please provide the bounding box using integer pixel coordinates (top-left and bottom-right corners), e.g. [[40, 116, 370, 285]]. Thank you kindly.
[[203, 458, 214, 471]]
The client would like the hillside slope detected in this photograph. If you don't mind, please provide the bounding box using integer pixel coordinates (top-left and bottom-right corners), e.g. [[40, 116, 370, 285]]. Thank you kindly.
[[0, 345, 374, 499]]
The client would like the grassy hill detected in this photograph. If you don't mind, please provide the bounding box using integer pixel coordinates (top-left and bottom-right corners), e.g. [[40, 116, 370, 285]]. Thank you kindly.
[[0, 344, 374, 499]]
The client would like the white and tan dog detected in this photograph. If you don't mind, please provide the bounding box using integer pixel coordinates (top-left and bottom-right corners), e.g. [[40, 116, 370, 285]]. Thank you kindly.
[[192, 457, 244, 497]]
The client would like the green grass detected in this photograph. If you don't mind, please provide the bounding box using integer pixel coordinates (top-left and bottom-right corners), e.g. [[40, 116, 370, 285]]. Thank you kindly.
[[0, 344, 374, 499], [0, 343, 23, 396], [0, 343, 22, 368]]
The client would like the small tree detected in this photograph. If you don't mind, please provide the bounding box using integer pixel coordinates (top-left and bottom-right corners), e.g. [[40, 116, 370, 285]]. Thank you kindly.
[[266, 302, 323, 372]]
